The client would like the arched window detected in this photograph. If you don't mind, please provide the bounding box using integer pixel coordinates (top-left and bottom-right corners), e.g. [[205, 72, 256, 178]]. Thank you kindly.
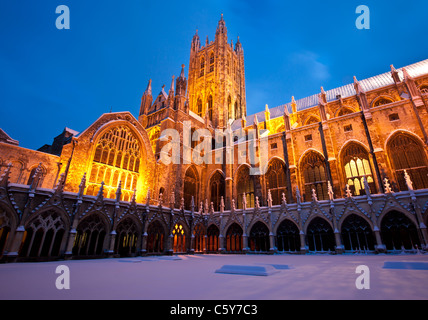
[[20, 210, 65, 258], [115, 218, 139, 257], [27, 165, 45, 188], [276, 219, 300, 252], [387, 133, 428, 191], [207, 95, 213, 121], [236, 166, 255, 209], [209, 52, 214, 73], [419, 85, 428, 94], [0, 209, 12, 256], [234, 101, 240, 119], [200, 57, 205, 77], [306, 217, 335, 252], [72, 214, 107, 257], [342, 143, 376, 195], [225, 223, 243, 252], [193, 223, 205, 252], [304, 116, 320, 126], [337, 107, 354, 117], [207, 224, 219, 252], [341, 214, 375, 251], [265, 159, 287, 205], [301, 151, 328, 201], [227, 96, 232, 120], [184, 166, 199, 210], [88, 126, 142, 201], [210, 171, 225, 211], [172, 223, 186, 253], [147, 221, 165, 253], [249, 222, 270, 252], [380, 211, 420, 251], [197, 98, 203, 118], [148, 127, 160, 155], [373, 96, 394, 107]]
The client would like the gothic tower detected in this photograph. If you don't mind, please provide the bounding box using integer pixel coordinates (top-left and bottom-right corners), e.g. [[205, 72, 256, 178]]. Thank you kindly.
[[187, 14, 246, 128]]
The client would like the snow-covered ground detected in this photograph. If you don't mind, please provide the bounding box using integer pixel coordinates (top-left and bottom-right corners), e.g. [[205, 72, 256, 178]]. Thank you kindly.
[[0, 253, 427, 300]]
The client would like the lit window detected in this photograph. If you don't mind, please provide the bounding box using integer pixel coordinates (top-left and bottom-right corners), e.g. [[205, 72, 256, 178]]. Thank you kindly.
[[88, 126, 141, 200]]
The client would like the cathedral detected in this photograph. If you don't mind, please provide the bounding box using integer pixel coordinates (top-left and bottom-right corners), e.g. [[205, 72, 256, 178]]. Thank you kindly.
[[1, 15, 428, 261]]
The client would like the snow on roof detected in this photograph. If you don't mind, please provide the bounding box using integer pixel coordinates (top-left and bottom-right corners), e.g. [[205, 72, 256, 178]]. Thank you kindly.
[[232, 59, 428, 130]]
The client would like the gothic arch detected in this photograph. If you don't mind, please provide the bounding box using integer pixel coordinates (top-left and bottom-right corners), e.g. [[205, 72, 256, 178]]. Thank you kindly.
[[385, 130, 428, 191], [87, 124, 145, 201], [146, 219, 167, 254], [115, 216, 141, 256], [274, 218, 301, 252], [299, 150, 328, 202], [337, 210, 374, 232], [264, 157, 287, 206], [20, 209, 68, 258], [225, 222, 243, 252], [340, 213, 376, 251], [235, 164, 255, 209], [379, 210, 421, 251], [206, 223, 220, 252], [193, 222, 205, 252], [248, 221, 270, 252], [72, 212, 110, 257], [0, 205, 18, 256], [172, 222, 189, 253], [339, 140, 376, 196], [335, 106, 355, 117], [208, 170, 225, 211], [183, 165, 200, 210], [305, 216, 335, 252], [371, 95, 395, 108], [303, 114, 320, 126], [26, 164, 47, 187]]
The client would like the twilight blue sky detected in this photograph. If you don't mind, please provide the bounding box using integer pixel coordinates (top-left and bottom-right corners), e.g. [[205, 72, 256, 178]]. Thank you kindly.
[[1, 0, 428, 150]]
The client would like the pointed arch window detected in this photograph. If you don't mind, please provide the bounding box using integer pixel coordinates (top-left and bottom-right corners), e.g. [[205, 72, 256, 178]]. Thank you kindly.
[[265, 159, 287, 205], [210, 171, 225, 211], [387, 133, 428, 191], [227, 96, 232, 120], [209, 52, 215, 73], [420, 85, 428, 95], [88, 126, 142, 201], [200, 57, 205, 77], [207, 95, 213, 121], [337, 107, 354, 117], [301, 151, 329, 201], [304, 116, 320, 126], [342, 143, 376, 195], [234, 101, 240, 119], [184, 166, 199, 210], [236, 166, 255, 209], [373, 96, 394, 107], [197, 98, 203, 118]]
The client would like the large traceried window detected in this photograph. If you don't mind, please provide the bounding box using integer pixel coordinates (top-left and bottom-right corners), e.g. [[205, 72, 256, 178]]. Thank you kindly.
[[301, 151, 328, 201], [87, 126, 142, 201], [265, 159, 287, 205], [183, 166, 199, 210], [342, 143, 376, 196], [387, 133, 428, 191], [236, 166, 255, 209]]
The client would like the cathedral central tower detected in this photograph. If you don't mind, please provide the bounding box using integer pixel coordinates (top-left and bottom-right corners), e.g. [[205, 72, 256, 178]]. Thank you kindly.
[[187, 14, 246, 128]]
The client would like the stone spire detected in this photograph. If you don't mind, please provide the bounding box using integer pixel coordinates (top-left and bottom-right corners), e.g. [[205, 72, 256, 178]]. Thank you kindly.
[[139, 79, 153, 116]]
